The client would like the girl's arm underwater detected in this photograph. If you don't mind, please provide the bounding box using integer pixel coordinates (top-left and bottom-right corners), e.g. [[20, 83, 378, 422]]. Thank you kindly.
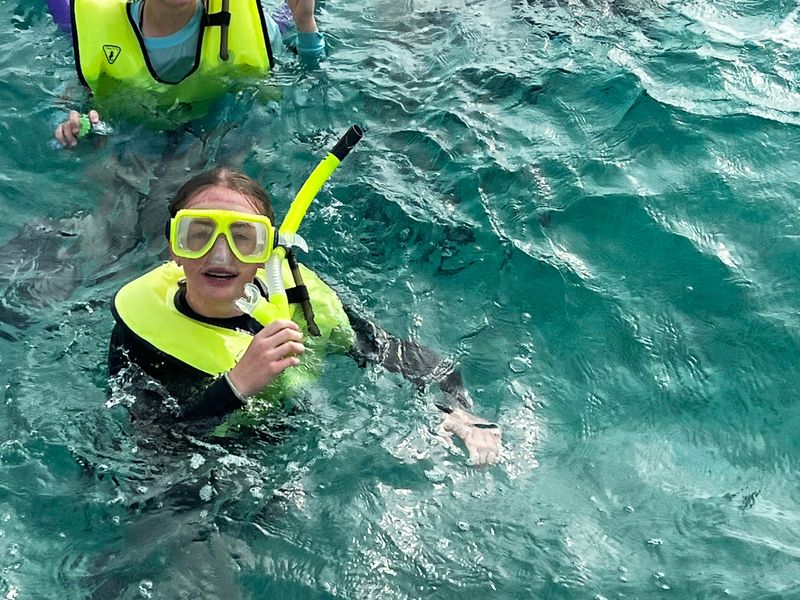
[[345, 308, 503, 465]]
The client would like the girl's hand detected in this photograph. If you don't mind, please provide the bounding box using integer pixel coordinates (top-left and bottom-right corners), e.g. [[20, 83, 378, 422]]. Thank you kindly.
[[227, 320, 305, 398], [442, 407, 503, 465], [54, 110, 100, 148]]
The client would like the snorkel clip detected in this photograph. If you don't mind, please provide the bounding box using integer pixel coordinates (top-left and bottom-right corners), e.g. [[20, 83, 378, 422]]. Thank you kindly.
[[276, 232, 308, 253]]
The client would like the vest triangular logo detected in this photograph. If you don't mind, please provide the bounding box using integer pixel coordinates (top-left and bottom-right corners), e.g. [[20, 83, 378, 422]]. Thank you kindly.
[[103, 45, 121, 64]]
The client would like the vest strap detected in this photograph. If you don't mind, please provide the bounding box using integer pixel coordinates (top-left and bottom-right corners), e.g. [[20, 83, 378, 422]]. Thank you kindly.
[[286, 285, 310, 305], [204, 11, 231, 26]]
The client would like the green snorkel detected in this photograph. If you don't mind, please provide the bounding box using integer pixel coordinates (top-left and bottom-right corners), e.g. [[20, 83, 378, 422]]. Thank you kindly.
[[234, 125, 364, 333], [280, 125, 364, 235]]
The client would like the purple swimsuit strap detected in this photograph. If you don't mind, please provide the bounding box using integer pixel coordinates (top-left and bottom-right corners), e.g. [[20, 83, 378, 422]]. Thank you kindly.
[[271, 1, 293, 34]]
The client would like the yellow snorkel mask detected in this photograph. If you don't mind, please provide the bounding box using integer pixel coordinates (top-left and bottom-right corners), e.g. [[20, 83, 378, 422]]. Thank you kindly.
[[169, 209, 276, 264]]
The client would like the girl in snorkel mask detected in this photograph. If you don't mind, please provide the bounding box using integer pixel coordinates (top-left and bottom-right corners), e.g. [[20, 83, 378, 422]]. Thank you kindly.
[[110, 168, 502, 465]]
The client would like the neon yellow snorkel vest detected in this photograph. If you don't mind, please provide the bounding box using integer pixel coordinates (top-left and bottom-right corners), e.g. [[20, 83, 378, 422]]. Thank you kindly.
[[112, 261, 355, 411], [71, 0, 273, 129]]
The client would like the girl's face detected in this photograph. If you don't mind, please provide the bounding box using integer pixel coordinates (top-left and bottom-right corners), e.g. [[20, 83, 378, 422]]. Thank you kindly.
[[172, 185, 265, 318]]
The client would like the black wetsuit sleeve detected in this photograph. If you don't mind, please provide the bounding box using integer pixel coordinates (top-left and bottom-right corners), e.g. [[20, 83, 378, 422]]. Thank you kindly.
[[343, 306, 472, 413], [108, 322, 244, 423]]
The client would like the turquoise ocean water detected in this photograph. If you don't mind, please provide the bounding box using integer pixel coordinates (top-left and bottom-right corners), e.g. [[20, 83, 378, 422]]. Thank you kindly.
[[1, 0, 800, 597]]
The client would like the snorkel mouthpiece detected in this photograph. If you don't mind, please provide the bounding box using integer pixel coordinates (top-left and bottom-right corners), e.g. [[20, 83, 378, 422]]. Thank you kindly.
[[233, 282, 260, 315], [234, 282, 283, 326]]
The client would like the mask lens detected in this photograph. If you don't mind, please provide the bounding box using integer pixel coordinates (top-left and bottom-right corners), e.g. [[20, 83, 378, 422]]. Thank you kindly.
[[178, 216, 216, 253], [230, 220, 268, 260]]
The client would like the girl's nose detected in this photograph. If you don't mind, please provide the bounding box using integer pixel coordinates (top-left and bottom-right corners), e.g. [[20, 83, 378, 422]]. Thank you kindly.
[[208, 234, 235, 265]]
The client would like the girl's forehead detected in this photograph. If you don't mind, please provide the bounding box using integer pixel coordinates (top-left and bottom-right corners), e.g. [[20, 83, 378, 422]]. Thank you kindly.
[[184, 186, 260, 214]]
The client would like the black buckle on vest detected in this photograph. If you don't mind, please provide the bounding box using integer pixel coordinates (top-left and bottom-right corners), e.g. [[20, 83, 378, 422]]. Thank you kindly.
[[285, 285, 310, 305], [204, 11, 231, 27]]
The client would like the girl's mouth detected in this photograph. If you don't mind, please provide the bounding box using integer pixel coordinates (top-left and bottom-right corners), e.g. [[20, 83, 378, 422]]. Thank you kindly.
[[203, 269, 238, 280]]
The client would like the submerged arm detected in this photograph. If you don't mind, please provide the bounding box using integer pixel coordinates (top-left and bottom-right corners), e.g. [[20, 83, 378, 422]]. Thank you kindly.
[[344, 307, 502, 464], [108, 323, 245, 426], [345, 306, 472, 411]]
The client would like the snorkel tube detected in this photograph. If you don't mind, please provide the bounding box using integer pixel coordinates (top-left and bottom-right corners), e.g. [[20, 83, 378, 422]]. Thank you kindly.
[[235, 125, 364, 333]]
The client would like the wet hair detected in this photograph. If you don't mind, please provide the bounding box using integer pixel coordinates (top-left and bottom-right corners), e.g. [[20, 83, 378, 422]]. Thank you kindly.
[[169, 167, 275, 223]]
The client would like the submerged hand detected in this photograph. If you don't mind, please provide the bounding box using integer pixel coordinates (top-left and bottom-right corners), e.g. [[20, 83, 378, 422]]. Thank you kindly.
[[286, 0, 317, 32], [54, 109, 100, 148], [442, 407, 502, 465], [227, 320, 305, 398]]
